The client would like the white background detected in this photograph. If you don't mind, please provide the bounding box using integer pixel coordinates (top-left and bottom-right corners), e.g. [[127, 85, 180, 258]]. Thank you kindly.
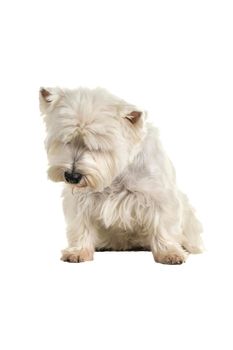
[[0, 0, 232, 349]]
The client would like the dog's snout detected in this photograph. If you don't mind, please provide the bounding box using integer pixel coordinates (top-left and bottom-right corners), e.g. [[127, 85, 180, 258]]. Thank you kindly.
[[64, 171, 82, 184]]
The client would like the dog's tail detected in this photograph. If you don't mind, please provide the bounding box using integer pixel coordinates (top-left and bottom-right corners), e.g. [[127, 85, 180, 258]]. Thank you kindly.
[[181, 194, 204, 254]]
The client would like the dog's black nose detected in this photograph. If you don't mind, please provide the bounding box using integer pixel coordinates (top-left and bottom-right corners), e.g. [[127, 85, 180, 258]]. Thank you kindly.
[[64, 171, 82, 184]]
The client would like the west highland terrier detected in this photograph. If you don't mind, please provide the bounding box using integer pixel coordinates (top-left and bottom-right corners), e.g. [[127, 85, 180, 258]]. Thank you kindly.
[[40, 86, 203, 264]]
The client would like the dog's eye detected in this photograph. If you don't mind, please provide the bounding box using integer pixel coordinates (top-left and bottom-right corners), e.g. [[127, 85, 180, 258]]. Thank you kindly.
[[64, 138, 74, 146]]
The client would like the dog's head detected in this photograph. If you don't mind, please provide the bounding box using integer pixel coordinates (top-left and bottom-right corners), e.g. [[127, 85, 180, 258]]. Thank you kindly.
[[40, 87, 146, 191]]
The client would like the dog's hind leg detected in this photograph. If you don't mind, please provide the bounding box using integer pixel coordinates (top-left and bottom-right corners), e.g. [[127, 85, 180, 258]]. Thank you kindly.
[[180, 193, 204, 254]]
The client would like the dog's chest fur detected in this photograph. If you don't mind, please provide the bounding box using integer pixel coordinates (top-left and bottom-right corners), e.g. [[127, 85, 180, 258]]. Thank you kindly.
[[94, 187, 153, 250]]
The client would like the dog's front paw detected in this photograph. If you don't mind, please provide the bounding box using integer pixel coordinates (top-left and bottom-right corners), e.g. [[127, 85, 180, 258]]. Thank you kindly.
[[61, 248, 94, 263], [154, 252, 187, 265]]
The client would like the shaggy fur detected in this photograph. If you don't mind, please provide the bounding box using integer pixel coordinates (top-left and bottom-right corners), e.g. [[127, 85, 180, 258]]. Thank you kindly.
[[40, 86, 203, 264]]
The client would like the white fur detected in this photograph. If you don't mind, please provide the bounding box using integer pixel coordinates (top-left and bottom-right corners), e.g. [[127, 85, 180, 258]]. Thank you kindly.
[[40, 86, 203, 264]]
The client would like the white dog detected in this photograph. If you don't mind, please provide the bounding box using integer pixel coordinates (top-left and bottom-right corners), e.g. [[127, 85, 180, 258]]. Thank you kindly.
[[40, 86, 203, 264]]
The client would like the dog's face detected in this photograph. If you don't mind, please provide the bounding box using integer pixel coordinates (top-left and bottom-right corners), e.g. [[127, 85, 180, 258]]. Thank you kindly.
[[40, 87, 146, 191]]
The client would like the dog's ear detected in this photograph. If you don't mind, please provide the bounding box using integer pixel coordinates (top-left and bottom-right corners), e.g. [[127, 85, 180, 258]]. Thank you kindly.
[[125, 111, 142, 125], [39, 87, 63, 113], [40, 88, 52, 102], [123, 108, 147, 128]]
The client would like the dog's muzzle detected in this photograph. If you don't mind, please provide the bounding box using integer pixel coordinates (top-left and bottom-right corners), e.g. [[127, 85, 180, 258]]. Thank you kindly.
[[64, 171, 83, 184]]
